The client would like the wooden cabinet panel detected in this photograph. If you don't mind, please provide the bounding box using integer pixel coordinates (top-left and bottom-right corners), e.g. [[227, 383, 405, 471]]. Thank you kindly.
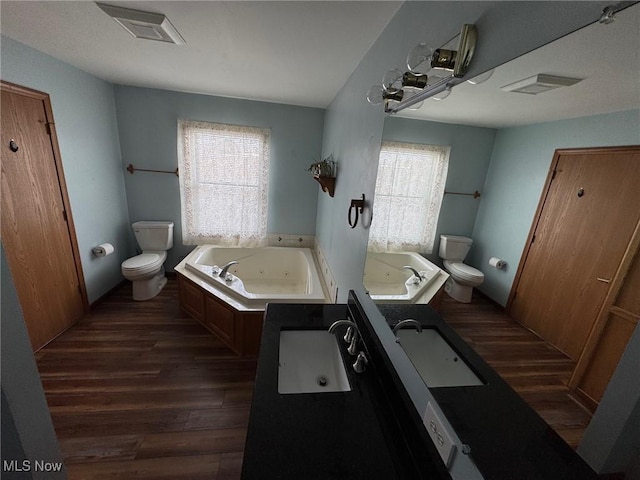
[[178, 275, 205, 321], [239, 312, 264, 357], [177, 272, 263, 357], [205, 296, 235, 345]]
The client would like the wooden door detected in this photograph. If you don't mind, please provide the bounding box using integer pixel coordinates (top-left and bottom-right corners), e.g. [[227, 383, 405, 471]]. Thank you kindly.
[[1, 82, 87, 351], [508, 146, 640, 360]]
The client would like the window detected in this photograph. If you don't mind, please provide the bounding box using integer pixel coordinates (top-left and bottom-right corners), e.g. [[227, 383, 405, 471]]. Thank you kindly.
[[178, 120, 270, 246], [368, 141, 450, 254]]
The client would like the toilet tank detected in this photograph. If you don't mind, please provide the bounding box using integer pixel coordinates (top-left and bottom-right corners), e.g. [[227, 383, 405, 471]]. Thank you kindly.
[[439, 235, 472, 261], [133, 221, 174, 251]]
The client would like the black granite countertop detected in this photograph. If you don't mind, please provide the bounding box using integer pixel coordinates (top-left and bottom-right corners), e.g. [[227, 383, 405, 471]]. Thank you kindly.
[[241, 303, 450, 480], [375, 303, 599, 480], [242, 301, 598, 480]]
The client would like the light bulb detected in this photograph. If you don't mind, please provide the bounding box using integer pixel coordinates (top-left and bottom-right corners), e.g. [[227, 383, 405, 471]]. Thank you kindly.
[[366, 85, 385, 105], [382, 69, 404, 93], [432, 85, 452, 101], [406, 43, 434, 76], [467, 69, 494, 85]]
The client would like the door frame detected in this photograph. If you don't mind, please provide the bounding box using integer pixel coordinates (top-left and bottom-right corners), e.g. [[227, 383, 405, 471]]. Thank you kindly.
[[1, 80, 89, 314]]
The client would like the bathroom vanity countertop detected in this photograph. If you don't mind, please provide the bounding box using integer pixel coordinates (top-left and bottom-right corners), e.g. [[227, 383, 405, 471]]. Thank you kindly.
[[241, 303, 451, 480], [376, 304, 598, 480]]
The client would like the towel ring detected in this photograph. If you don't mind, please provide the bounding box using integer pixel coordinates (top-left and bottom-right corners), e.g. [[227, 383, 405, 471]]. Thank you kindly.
[[348, 194, 365, 229]]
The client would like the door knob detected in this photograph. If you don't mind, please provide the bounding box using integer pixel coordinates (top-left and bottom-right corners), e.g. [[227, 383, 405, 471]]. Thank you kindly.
[[9, 139, 18, 152], [596, 277, 611, 284]]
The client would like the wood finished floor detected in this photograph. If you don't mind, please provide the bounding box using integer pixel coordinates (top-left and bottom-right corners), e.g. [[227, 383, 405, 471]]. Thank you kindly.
[[36, 280, 256, 480], [35, 280, 592, 479], [440, 292, 593, 449]]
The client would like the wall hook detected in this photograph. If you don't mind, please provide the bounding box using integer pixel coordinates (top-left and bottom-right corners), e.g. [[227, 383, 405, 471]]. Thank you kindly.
[[348, 194, 365, 229]]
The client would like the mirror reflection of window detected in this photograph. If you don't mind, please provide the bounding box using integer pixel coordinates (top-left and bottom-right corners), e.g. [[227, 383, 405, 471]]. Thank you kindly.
[[368, 141, 449, 254]]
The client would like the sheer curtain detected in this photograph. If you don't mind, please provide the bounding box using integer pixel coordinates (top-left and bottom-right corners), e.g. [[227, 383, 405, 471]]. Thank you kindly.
[[368, 141, 450, 254], [178, 120, 270, 246]]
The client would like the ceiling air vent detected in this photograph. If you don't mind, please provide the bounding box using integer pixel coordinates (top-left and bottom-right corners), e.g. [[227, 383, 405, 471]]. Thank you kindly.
[[500, 74, 582, 95], [96, 3, 185, 45]]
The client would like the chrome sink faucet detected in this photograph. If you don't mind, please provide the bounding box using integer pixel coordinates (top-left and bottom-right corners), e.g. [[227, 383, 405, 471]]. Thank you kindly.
[[403, 266, 424, 283], [328, 319, 360, 356], [219, 260, 239, 280], [392, 319, 423, 336]]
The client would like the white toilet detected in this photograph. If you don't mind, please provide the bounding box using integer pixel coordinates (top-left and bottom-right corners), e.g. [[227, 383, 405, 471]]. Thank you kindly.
[[439, 235, 484, 303], [121, 221, 174, 301]]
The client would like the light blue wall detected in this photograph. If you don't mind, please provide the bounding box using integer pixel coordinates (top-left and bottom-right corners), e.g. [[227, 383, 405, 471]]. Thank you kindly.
[[382, 117, 496, 263], [468, 109, 640, 306], [113, 86, 325, 269], [1, 246, 66, 478], [316, 1, 610, 302], [1, 36, 133, 303]]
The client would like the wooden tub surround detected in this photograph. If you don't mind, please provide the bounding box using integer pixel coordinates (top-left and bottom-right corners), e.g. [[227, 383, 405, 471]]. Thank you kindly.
[[178, 273, 263, 356]]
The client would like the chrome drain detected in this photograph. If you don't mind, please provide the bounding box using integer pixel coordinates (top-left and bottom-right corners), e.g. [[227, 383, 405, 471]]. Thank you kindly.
[[317, 375, 329, 387]]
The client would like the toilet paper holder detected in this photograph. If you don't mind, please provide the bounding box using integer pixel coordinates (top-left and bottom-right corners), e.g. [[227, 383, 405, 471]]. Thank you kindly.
[[92, 243, 115, 257]]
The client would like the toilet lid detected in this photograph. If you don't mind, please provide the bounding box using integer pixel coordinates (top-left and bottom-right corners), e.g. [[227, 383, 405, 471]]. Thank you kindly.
[[122, 253, 163, 273], [444, 261, 484, 281]]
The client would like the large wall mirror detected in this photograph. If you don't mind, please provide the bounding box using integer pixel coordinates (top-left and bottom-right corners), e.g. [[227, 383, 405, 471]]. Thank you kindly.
[[363, 3, 639, 307], [360, 3, 639, 473]]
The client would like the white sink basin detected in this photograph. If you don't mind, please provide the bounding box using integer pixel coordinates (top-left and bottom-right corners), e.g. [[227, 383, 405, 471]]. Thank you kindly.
[[396, 328, 484, 387], [278, 330, 351, 394]]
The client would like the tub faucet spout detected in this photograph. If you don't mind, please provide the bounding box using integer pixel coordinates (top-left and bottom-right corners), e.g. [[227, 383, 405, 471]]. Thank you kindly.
[[403, 266, 424, 282], [219, 261, 239, 278]]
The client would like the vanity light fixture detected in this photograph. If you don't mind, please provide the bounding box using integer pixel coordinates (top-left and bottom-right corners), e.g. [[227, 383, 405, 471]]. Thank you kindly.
[[500, 74, 582, 95], [96, 3, 186, 45], [370, 24, 478, 114]]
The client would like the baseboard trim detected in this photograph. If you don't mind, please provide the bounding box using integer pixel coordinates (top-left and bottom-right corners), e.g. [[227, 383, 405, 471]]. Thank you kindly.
[[90, 279, 127, 309], [474, 289, 507, 312]]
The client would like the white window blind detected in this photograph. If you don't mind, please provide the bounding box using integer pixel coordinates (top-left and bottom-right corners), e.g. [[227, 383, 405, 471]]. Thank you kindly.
[[177, 120, 270, 246], [368, 141, 450, 254]]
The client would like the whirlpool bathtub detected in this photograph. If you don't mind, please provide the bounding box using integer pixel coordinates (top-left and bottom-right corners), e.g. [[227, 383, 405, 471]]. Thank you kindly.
[[175, 245, 328, 310], [363, 251, 448, 304]]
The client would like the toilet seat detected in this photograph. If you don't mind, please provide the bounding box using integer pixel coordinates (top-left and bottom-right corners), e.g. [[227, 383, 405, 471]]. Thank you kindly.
[[444, 260, 484, 282], [122, 252, 166, 276]]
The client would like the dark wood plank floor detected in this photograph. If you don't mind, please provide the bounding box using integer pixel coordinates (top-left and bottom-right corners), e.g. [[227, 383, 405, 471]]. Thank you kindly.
[[440, 292, 593, 449], [34, 280, 592, 479], [36, 279, 256, 480]]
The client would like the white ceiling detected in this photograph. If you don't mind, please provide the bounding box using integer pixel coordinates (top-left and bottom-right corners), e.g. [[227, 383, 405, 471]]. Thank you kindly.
[[398, 2, 640, 128], [1, 2, 638, 127], [0, 1, 402, 108]]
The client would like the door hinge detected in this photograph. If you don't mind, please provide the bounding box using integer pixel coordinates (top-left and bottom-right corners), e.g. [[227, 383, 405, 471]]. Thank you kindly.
[[531, 234, 536, 244], [551, 170, 557, 180], [62, 210, 68, 222]]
